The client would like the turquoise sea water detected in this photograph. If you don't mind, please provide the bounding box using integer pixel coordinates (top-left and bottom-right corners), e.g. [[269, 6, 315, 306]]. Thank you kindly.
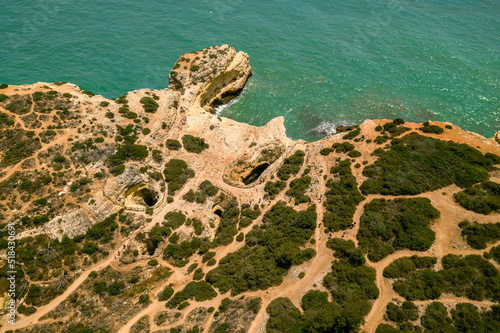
[[1, 1, 499, 141]]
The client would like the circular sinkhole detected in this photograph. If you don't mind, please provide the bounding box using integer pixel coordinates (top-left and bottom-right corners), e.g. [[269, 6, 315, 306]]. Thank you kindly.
[[214, 209, 222, 217], [125, 184, 159, 208], [140, 188, 158, 207]]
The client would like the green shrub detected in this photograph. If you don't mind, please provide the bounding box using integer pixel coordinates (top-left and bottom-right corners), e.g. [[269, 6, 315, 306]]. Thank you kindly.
[[148, 259, 158, 266], [286, 176, 311, 204], [140, 96, 159, 113], [323, 160, 364, 231], [342, 128, 360, 140], [163, 159, 195, 195], [332, 142, 355, 153], [264, 180, 286, 199], [347, 149, 361, 158], [166, 139, 182, 150], [206, 203, 316, 295], [320, 147, 334, 156], [454, 181, 500, 214], [459, 220, 500, 249], [277, 150, 305, 181], [421, 302, 454, 331], [0, 112, 14, 126], [164, 211, 186, 229], [361, 132, 497, 195], [182, 135, 209, 153], [109, 144, 148, 164], [111, 164, 125, 176], [0, 94, 9, 102], [385, 301, 418, 323], [384, 254, 500, 302], [358, 198, 439, 262], [159, 286, 174, 301], [166, 281, 217, 308], [420, 124, 444, 134], [193, 268, 204, 281], [198, 180, 219, 196]]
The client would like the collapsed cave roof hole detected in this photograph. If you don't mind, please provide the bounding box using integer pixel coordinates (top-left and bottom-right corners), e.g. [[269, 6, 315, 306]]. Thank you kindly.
[[140, 188, 158, 207], [145, 239, 158, 256], [242, 163, 270, 185], [214, 209, 222, 217]]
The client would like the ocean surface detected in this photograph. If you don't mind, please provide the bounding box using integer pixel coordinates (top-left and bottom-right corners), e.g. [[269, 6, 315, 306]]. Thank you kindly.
[[1, 1, 499, 141]]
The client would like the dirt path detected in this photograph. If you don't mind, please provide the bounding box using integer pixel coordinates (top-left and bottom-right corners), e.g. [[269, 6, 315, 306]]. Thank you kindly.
[[9, 252, 119, 331]]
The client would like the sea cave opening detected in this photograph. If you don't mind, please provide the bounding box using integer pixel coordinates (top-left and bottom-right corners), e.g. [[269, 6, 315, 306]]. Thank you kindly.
[[242, 163, 270, 185]]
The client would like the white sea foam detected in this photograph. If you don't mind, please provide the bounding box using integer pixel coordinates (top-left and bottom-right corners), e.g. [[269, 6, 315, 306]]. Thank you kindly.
[[311, 121, 337, 137], [215, 96, 240, 116]]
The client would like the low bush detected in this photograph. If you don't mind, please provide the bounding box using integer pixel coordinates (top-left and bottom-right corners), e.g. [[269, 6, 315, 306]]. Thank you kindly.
[[182, 135, 209, 153], [140, 96, 159, 113], [264, 180, 286, 199], [361, 132, 498, 195], [332, 142, 355, 153], [358, 198, 439, 262], [342, 128, 360, 140], [166, 139, 182, 150], [454, 181, 500, 214], [384, 254, 500, 302], [277, 150, 305, 181], [323, 160, 364, 231], [419, 122, 444, 134], [166, 281, 217, 308], [163, 159, 195, 195], [459, 220, 500, 249], [206, 203, 316, 295], [285, 176, 311, 204]]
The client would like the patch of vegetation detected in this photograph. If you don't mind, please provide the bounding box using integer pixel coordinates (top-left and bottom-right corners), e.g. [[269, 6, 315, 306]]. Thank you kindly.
[[320, 147, 334, 156], [277, 150, 305, 181], [166, 281, 217, 308], [361, 132, 498, 195], [206, 203, 316, 295], [385, 301, 419, 323], [286, 176, 311, 205], [212, 198, 240, 246], [342, 127, 360, 140], [0, 112, 14, 126], [382, 120, 411, 137], [163, 211, 186, 229], [331, 142, 355, 153], [384, 254, 500, 301], [140, 96, 159, 113], [183, 180, 219, 204], [109, 144, 148, 164], [163, 159, 195, 195], [323, 160, 364, 231], [182, 135, 209, 153], [454, 181, 500, 214], [166, 139, 182, 150], [357, 198, 439, 262], [419, 121, 444, 134], [264, 180, 286, 199], [267, 239, 378, 333], [459, 220, 500, 249], [0, 129, 42, 167], [164, 236, 211, 267]]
